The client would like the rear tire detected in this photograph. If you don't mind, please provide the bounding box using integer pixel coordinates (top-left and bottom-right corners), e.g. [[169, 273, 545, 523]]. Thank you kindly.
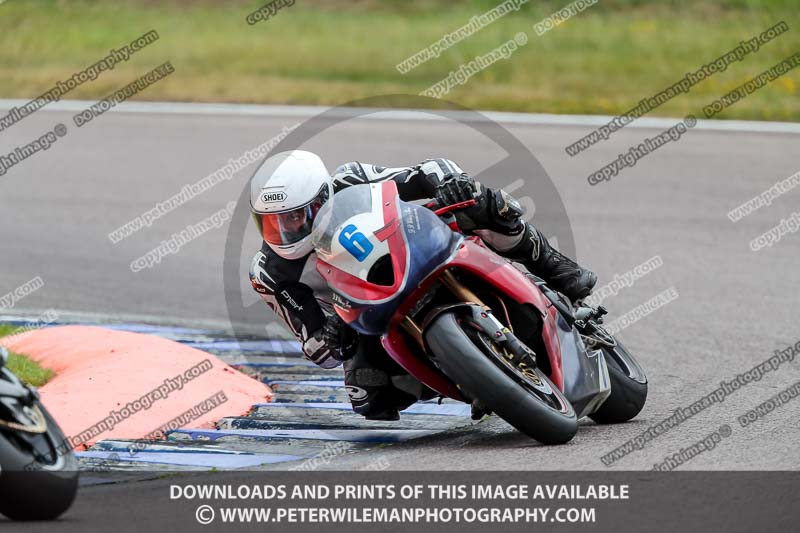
[[425, 312, 577, 444], [0, 402, 79, 520], [589, 340, 648, 424]]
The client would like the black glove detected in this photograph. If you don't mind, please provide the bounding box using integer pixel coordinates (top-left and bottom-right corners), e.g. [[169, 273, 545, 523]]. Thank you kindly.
[[320, 313, 358, 361], [434, 174, 479, 207], [435, 177, 524, 235]]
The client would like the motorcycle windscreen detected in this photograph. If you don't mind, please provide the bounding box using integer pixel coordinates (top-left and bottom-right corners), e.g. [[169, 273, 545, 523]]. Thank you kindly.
[[312, 185, 374, 256], [555, 314, 612, 418]]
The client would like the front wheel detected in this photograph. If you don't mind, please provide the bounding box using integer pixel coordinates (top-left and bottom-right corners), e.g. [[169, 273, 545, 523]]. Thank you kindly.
[[425, 312, 577, 445], [0, 401, 79, 520]]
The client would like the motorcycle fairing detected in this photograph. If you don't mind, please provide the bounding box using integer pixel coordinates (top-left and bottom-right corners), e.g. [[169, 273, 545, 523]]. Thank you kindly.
[[315, 182, 612, 417], [316, 181, 461, 335]]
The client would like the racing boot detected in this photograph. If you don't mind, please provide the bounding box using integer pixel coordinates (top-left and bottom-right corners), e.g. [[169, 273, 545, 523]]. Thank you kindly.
[[506, 223, 597, 302]]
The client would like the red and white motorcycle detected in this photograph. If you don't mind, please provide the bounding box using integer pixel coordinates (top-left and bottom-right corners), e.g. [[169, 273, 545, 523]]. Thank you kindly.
[[312, 181, 647, 444]]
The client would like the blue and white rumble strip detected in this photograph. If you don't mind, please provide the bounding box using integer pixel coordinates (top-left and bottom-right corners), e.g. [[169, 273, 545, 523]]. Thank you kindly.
[[0, 318, 471, 471]]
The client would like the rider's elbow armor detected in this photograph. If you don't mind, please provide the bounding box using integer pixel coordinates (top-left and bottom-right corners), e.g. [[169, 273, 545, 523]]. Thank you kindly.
[[250, 251, 343, 369]]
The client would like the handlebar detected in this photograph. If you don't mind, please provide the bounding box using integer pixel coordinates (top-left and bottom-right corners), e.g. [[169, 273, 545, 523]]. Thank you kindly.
[[426, 198, 477, 217]]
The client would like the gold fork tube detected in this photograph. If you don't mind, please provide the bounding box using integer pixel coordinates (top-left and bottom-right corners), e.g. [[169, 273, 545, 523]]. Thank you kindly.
[[400, 269, 489, 349], [440, 269, 487, 309]]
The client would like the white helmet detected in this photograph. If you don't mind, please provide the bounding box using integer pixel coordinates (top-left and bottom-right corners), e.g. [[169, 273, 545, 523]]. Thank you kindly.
[[249, 150, 333, 260]]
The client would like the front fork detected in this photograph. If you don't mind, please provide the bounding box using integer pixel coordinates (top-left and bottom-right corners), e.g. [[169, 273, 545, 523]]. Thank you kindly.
[[403, 269, 537, 368], [400, 269, 483, 347]]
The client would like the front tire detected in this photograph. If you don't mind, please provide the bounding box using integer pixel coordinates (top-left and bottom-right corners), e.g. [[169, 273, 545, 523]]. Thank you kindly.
[[425, 312, 578, 444], [0, 402, 79, 520]]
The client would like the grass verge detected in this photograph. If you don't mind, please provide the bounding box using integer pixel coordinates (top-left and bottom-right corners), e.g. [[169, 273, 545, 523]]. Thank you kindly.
[[0, 325, 55, 387], [0, 1, 798, 119]]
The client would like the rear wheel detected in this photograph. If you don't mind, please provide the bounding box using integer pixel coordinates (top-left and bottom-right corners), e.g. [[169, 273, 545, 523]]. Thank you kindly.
[[589, 339, 648, 424], [425, 311, 577, 444]]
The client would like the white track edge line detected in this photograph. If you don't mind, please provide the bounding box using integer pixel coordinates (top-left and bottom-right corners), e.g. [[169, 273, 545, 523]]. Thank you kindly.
[[0, 99, 798, 134]]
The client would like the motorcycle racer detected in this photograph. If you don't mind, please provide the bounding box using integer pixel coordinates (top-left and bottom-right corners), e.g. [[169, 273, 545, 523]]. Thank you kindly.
[[249, 150, 596, 420]]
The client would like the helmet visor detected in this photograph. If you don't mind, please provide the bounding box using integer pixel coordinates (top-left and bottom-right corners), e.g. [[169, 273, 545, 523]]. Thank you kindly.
[[258, 185, 329, 246]]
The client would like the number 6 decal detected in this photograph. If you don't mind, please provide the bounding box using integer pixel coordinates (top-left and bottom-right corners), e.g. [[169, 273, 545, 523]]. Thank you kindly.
[[338, 224, 373, 262]]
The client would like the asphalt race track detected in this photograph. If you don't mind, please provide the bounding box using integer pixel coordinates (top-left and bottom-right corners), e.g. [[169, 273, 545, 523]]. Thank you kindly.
[[1, 101, 799, 474]]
